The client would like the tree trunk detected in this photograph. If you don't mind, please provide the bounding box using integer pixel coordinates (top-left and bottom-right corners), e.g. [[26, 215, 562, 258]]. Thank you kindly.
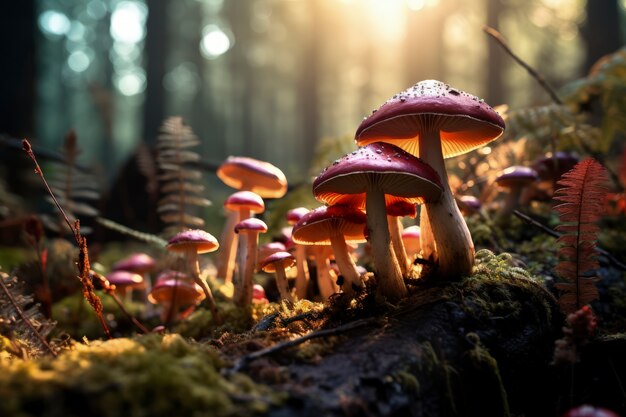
[[582, 0, 622, 72]]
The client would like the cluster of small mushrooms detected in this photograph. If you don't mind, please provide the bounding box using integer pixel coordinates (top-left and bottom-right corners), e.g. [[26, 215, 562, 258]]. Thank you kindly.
[[111, 80, 517, 325]]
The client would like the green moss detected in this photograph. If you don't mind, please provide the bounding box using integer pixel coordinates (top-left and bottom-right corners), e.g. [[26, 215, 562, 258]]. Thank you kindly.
[[0, 333, 283, 417]]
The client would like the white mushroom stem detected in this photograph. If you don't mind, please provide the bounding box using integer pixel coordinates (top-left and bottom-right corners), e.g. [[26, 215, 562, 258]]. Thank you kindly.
[[365, 188, 407, 300], [419, 130, 475, 280], [419, 206, 437, 263], [186, 250, 221, 325], [329, 233, 363, 295], [217, 211, 239, 282], [312, 246, 337, 299], [235, 231, 259, 307], [294, 244, 310, 299], [388, 215, 411, 276], [273, 266, 293, 302]]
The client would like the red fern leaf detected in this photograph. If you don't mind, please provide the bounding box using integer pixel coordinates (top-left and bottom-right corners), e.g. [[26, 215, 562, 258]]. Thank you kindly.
[[552, 159, 608, 314]]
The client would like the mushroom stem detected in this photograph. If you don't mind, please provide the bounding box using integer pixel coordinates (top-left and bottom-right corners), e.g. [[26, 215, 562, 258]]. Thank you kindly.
[[294, 245, 310, 299], [388, 215, 411, 275], [274, 267, 293, 302], [329, 233, 363, 295], [419, 206, 437, 263], [499, 186, 523, 220], [187, 250, 221, 325], [217, 211, 239, 283], [236, 231, 259, 307], [312, 246, 337, 299], [234, 208, 253, 287], [419, 130, 475, 280], [365, 188, 407, 300]]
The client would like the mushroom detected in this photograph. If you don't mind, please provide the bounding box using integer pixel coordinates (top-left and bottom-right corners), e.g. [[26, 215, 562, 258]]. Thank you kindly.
[[286, 207, 311, 299], [253, 283, 268, 304], [355, 80, 505, 280], [401, 225, 421, 263], [494, 166, 538, 219], [217, 156, 288, 199], [166, 229, 221, 325], [313, 142, 442, 300], [234, 218, 268, 306], [105, 270, 144, 301], [148, 277, 205, 323], [292, 205, 367, 296], [386, 201, 417, 275], [310, 246, 339, 299], [259, 251, 295, 302], [258, 241, 287, 266], [112, 253, 156, 300], [456, 195, 482, 215], [217, 191, 265, 284]]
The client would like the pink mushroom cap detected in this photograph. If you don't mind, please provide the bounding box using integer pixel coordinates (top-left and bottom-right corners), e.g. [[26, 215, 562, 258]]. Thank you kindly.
[[166, 229, 219, 254]]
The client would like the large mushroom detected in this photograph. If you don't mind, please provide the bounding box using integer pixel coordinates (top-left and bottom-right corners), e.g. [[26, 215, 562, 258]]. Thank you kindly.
[[355, 80, 505, 280], [313, 142, 442, 300], [166, 229, 221, 325], [292, 205, 367, 296]]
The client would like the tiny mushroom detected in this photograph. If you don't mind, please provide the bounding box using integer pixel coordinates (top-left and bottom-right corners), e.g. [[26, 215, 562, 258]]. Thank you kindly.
[[258, 241, 287, 266], [292, 205, 367, 296], [495, 166, 538, 219], [355, 80, 505, 280], [148, 278, 205, 323], [260, 251, 295, 302], [217, 156, 288, 199], [313, 142, 442, 300], [286, 207, 311, 299], [112, 253, 156, 275], [401, 225, 421, 262], [234, 217, 268, 306], [253, 283, 268, 304], [456, 195, 482, 215], [166, 229, 221, 325], [217, 191, 265, 284], [105, 270, 144, 300]]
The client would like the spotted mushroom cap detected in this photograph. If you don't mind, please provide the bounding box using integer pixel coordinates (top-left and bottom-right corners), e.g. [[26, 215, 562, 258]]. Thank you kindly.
[[166, 229, 219, 254], [495, 166, 539, 188], [292, 205, 367, 245], [313, 142, 443, 208], [260, 251, 296, 273], [112, 253, 156, 274], [224, 191, 265, 214], [217, 156, 288, 198], [355, 80, 505, 158]]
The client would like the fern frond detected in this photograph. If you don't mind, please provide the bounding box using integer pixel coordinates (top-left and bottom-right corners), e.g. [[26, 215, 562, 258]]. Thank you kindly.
[[156, 117, 210, 236], [0, 272, 57, 357], [41, 130, 100, 235], [552, 159, 608, 314]]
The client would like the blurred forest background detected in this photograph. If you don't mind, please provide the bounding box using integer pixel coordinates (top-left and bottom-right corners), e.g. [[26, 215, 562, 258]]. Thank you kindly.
[[0, 0, 624, 234]]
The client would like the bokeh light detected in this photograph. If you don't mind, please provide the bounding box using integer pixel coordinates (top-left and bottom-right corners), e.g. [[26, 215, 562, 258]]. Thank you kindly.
[[110, 1, 147, 44], [200, 25, 232, 59], [38, 10, 71, 37], [114, 71, 146, 96]]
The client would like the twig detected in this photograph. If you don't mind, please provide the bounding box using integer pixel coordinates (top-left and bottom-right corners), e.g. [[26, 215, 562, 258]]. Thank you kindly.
[[483, 26, 563, 106], [229, 317, 377, 372], [22, 139, 111, 338], [512, 210, 626, 271]]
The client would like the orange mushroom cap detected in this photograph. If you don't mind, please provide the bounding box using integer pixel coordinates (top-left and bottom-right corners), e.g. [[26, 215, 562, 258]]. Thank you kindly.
[[217, 156, 288, 199], [260, 251, 296, 273]]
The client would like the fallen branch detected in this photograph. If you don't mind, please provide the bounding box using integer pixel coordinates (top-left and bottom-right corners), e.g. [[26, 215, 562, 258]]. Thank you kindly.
[[229, 317, 378, 372]]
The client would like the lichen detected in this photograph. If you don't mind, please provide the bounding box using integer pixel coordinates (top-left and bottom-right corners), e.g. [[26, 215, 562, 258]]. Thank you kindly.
[[0, 333, 283, 417]]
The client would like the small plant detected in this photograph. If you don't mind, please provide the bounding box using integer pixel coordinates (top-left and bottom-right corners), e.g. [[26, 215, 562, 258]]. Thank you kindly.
[[157, 117, 211, 237], [552, 159, 609, 314]]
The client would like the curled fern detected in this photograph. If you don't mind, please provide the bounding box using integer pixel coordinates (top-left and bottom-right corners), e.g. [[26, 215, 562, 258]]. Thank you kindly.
[[552, 159, 608, 314]]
